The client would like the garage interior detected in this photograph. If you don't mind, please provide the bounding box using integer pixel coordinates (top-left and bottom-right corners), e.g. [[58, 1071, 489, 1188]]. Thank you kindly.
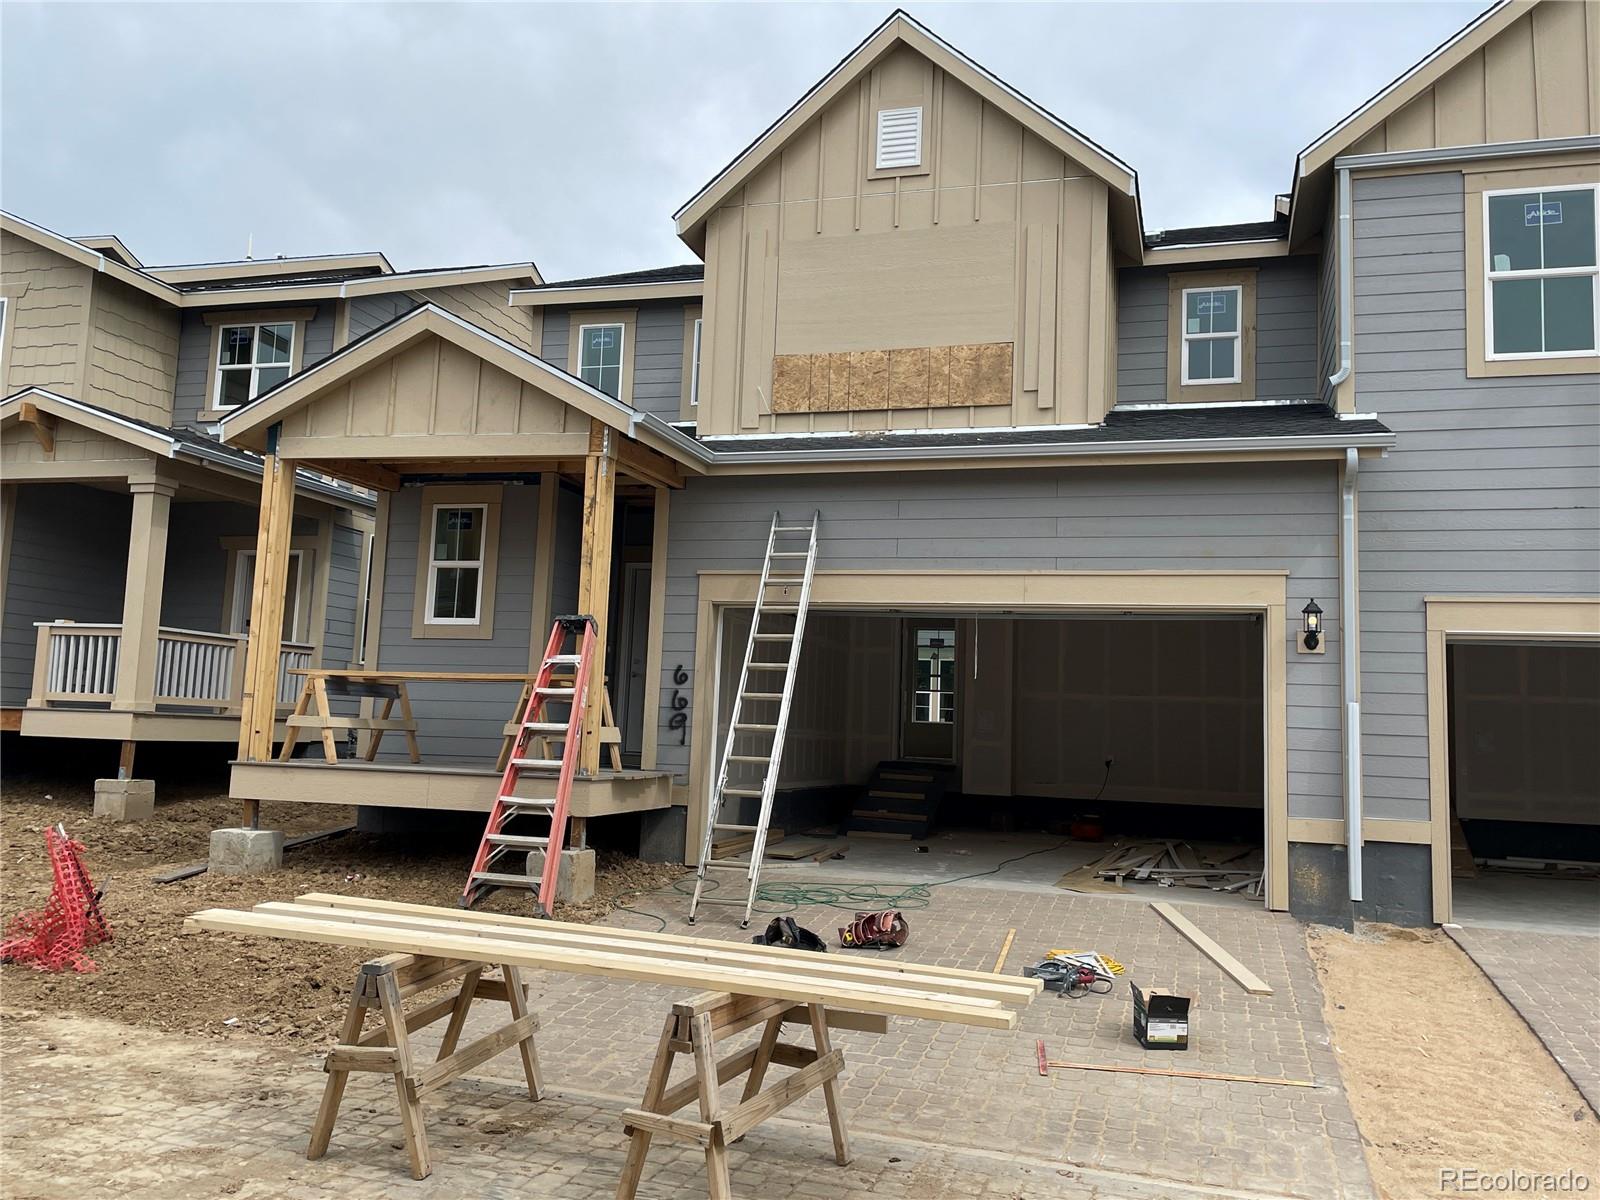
[[714, 608, 1268, 904], [1447, 640, 1600, 928]]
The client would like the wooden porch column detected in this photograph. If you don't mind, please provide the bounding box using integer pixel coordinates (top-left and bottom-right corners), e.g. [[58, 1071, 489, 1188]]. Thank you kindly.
[[111, 479, 175, 713], [576, 422, 617, 776], [236, 436, 297, 804]]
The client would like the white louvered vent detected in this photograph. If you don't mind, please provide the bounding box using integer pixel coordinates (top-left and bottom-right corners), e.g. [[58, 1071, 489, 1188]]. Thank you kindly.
[[874, 106, 923, 170]]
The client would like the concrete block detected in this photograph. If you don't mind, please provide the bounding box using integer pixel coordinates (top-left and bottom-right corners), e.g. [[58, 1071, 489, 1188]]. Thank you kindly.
[[525, 847, 596, 904], [209, 827, 285, 875], [93, 778, 155, 822]]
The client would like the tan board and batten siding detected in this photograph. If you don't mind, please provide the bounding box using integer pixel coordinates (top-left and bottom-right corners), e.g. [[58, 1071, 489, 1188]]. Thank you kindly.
[[1344, 2, 1600, 155], [698, 45, 1117, 436], [274, 332, 588, 460]]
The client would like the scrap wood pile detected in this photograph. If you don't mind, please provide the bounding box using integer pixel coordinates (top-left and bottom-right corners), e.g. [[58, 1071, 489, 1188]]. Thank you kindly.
[[1057, 840, 1264, 899]]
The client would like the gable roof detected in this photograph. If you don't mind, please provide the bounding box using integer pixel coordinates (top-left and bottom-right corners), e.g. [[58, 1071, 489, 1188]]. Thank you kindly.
[[147, 251, 396, 287], [673, 9, 1140, 257], [215, 304, 709, 470], [1287, 0, 1532, 242], [74, 234, 144, 268], [2, 212, 185, 305], [0, 388, 372, 507]]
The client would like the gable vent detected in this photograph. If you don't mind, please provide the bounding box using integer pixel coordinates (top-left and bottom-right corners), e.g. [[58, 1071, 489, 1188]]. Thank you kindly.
[[875, 106, 923, 170]]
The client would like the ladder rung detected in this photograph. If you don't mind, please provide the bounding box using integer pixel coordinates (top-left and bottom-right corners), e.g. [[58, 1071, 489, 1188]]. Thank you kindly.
[[746, 662, 788, 671], [500, 796, 555, 809], [753, 634, 792, 642], [773, 525, 812, 533], [728, 754, 770, 763], [523, 721, 569, 733], [714, 822, 760, 832], [537, 687, 576, 697], [511, 757, 564, 770], [740, 692, 783, 701], [487, 834, 551, 849], [734, 723, 777, 732], [761, 606, 799, 614], [722, 787, 764, 797], [470, 871, 539, 888], [769, 551, 809, 557], [546, 655, 583, 665]]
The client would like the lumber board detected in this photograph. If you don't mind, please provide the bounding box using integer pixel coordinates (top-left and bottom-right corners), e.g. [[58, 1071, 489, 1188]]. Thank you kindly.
[[1149, 902, 1273, 996], [991, 929, 1017, 974], [619, 1107, 715, 1146], [293, 894, 1041, 994], [288, 670, 537, 683], [414, 1013, 540, 1097], [255, 902, 1038, 1004], [723, 1049, 844, 1142], [1045, 1060, 1315, 1087], [186, 908, 1024, 1029]]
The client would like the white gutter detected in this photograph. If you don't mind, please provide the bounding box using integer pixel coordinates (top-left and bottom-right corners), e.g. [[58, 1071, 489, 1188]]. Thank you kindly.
[[1327, 167, 1353, 393], [1332, 135, 1600, 172], [1341, 446, 1363, 903]]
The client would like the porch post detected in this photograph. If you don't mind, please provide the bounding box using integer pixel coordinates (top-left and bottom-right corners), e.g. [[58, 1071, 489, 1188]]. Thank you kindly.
[[576, 421, 617, 775], [236, 433, 297, 802], [111, 478, 175, 712]]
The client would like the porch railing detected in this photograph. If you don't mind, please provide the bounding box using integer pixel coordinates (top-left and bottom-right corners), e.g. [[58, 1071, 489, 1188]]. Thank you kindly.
[[30, 621, 313, 713]]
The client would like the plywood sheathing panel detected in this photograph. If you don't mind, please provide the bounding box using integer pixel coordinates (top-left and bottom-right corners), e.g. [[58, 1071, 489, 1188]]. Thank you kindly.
[[771, 342, 1011, 412]]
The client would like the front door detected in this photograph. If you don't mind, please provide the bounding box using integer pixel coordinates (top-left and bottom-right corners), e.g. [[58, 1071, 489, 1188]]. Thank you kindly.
[[900, 620, 957, 762], [614, 562, 652, 766]]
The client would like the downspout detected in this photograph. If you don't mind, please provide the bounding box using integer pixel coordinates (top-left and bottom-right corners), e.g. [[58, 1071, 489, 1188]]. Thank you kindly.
[[1327, 167, 1353, 393], [1341, 446, 1363, 903]]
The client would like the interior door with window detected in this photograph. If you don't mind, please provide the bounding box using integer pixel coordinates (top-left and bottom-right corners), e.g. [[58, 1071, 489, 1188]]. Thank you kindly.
[[232, 550, 303, 641], [900, 621, 958, 762]]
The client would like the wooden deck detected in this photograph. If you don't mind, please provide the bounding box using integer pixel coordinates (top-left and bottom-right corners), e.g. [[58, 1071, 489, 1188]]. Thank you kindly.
[[229, 758, 673, 818]]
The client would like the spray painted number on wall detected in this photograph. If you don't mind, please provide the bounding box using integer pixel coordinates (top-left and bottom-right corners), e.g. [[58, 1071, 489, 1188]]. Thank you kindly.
[[668, 665, 689, 746]]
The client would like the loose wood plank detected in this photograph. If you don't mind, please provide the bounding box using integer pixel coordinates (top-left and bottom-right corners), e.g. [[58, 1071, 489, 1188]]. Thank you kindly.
[[1045, 1060, 1315, 1087], [1149, 901, 1273, 996]]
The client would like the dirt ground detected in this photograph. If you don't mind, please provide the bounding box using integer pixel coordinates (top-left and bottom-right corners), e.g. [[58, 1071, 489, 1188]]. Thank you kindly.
[[0, 780, 686, 1043], [1308, 924, 1597, 1200]]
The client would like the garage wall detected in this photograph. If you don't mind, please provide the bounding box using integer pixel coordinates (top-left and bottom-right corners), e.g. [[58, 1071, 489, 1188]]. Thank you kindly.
[[660, 460, 1342, 820], [1352, 171, 1600, 824]]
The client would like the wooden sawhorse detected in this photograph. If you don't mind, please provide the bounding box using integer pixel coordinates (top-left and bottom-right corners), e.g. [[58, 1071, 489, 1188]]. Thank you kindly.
[[617, 990, 885, 1200], [309, 952, 543, 1180], [280, 672, 421, 765]]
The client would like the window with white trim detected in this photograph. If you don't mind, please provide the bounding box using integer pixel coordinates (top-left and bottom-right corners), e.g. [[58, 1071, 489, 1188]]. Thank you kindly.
[[231, 549, 304, 640], [689, 317, 703, 406], [426, 505, 486, 624], [1485, 184, 1598, 359], [215, 322, 294, 408], [875, 106, 923, 171], [1179, 285, 1242, 384], [578, 322, 624, 398], [911, 627, 955, 724]]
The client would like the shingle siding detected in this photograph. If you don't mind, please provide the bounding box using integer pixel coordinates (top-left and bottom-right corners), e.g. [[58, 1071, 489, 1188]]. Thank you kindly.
[[347, 294, 416, 342], [2, 231, 92, 398], [657, 463, 1345, 820], [1352, 170, 1600, 824]]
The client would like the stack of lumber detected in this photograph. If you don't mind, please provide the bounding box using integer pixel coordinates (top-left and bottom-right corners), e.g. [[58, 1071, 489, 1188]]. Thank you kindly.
[[1057, 840, 1264, 899], [185, 893, 1040, 1030]]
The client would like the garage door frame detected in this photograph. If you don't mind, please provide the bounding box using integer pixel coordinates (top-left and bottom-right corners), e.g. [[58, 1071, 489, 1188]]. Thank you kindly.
[[1424, 595, 1600, 923], [688, 569, 1291, 909]]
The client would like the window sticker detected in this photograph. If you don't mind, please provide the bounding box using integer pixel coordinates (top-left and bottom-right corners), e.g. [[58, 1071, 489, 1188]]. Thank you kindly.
[[1524, 201, 1563, 227]]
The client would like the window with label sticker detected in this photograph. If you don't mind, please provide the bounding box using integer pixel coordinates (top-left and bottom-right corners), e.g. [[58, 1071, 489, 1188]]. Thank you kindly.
[[1485, 185, 1598, 358], [578, 323, 624, 398], [1180, 286, 1242, 384], [215, 322, 295, 408]]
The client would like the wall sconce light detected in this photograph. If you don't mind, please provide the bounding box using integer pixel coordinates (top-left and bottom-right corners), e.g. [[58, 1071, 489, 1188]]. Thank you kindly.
[[1299, 599, 1325, 654]]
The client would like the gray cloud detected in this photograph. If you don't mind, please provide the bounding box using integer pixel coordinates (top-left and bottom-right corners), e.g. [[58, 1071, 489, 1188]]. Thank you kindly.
[[1, 1, 1486, 276]]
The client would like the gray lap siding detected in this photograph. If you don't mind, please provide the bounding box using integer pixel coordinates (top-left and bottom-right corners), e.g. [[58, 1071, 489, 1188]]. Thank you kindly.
[[1352, 171, 1600, 824], [655, 461, 1345, 821]]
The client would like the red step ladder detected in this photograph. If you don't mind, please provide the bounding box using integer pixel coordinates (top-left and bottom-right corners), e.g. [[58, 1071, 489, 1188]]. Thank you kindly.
[[461, 615, 596, 915]]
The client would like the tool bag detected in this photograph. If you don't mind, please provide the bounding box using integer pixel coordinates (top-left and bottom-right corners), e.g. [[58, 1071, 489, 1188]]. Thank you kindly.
[[751, 917, 827, 952], [838, 909, 909, 950]]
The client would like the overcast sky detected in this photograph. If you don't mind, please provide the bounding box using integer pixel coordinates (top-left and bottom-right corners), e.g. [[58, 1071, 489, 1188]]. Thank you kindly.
[[2, 1, 1485, 279]]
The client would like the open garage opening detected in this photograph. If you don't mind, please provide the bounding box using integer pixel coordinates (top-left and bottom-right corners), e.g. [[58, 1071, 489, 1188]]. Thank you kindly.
[[711, 607, 1270, 906]]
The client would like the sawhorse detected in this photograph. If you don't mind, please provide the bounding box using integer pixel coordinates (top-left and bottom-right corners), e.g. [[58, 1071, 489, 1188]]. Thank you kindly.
[[308, 951, 543, 1179]]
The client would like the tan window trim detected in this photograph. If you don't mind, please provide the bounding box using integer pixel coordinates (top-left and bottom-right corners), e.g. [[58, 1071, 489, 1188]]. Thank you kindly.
[[566, 308, 638, 405], [680, 304, 703, 422], [411, 484, 502, 641], [199, 306, 314, 422], [1464, 162, 1600, 380], [1166, 269, 1256, 403]]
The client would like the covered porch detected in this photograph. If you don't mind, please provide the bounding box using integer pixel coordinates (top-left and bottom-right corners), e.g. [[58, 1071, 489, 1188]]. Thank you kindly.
[[217, 304, 707, 838], [1, 389, 370, 768]]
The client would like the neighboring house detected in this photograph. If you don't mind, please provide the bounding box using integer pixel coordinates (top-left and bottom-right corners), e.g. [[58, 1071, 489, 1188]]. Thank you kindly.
[[71, 1, 1600, 927], [0, 212, 541, 778]]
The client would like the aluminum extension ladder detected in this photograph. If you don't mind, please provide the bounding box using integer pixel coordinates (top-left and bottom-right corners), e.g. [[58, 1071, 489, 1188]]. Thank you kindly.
[[461, 615, 597, 916], [688, 512, 820, 927]]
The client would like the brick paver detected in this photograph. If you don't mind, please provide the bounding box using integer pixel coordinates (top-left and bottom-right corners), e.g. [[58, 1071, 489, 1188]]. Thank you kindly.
[[1, 884, 1377, 1200], [1445, 924, 1600, 1115]]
